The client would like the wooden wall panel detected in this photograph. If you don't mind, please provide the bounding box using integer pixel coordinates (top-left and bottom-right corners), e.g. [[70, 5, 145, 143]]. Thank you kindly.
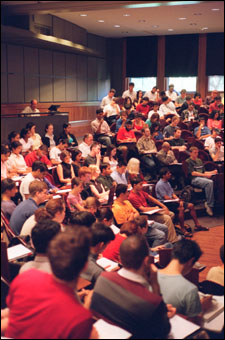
[[39, 49, 53, 102], [1, 43, 7, 104], [24, 47, 39, 102], [77, 56, 88, 101], [53, 52, 66, 102], [7, 45, 24, 103]]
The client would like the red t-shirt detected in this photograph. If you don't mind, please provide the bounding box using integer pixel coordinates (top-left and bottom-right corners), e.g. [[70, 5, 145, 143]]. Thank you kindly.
[[6, 269, 93, 339], [136, 104, 150, 117], [117, 127, 136, 142], [128, 190, 150, 210], [25, 151, 52, 167], [209, 102, 220, 113], [102, 233, 126, 263]]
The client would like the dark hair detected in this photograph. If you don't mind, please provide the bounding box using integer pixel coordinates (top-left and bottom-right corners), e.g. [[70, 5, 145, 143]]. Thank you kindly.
[[96, 207, 113, 222], [134, 215, 148, 230], [1, 178, 16, 194], [210, 110, 220, 120], [129, 82, 134, 87], [172, 239, 202, 265], [57, 138, 68, 146], [115, 184, 128, 198], [83, 133, 91, 142], [186, 95, 192, 101], [125, 120, 133, 126], [150, 122, 161, 133], [90, 142, 100, 151], [220, 245, 224, 264], [11, 141, 22, 150], [120, 221, 138, 236], [100, 163, 110, 173], [71, 177, 82, 189], [31, 219, 60, 253], [188, 102, 195, 107], [150, 113, 160, 123], [215, 96, 221, 101], [130, 176, 142, 187], [71, 149, 82, 162], [32, 161, 48, 173], [96, 108, 104, 114], [160, 91, 166, 97], [45, 123, 53, 133], [69, 211, 96, 227], [162, 96, 169, 102], [136, 90, 143, 100], [8, 131, 20, 142], [45, 198, 65, 217], [117, 160, 127, 167], [26, 122, 35, 130], [152, 101, 159, 107], [159, 167, 170, 178], [90, 222, 115, 247], [1, 145, 10, 155], [215, 137, 222, 143], [194, 92, 201, 98], [106, 144, 117, 160], [120, 234, 149, 270], [48, 228, 91, 281], [110, 88, 116, 93], [142, 96, 149, 102], [63, 123, 70, 130], [152, 86, 158, 90], [20, 128, 29, 139]]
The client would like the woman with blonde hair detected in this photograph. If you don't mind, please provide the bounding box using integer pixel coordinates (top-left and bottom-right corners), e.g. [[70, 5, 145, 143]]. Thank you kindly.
[[20, 198, 66, 236], [89, 164, 109, 204]]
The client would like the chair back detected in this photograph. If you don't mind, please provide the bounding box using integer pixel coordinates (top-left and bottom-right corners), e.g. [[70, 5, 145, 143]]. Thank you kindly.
[[178, 151, 190, 163], [107, 186, 116, 206], [198, 280, 224, 296], [178, 121, 188, 130], [182, 161, 189, 180], [204, 161, 219, 171], [155, 140, 163, 151], [172, 148, 180, 161], [198, 107, 209, 114], [184, 267, 199, 286], [158, 248, 172, 268], [193, 139, 205, 150], [52, 167, 61, 187], [134, 130, 143, 141], [110, 122, 116, 133], [181, 129, 194, 141], [198, 150, 210, 162], [198, 113, 209, 122]]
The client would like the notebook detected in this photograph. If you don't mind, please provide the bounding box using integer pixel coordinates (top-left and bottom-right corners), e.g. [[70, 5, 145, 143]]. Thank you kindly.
[[96, 257, 119, 272], [142, 208, 162, 215], [94, 319, 132, 339], [7, 244, 33, 262], [168, 315, 200, 339]]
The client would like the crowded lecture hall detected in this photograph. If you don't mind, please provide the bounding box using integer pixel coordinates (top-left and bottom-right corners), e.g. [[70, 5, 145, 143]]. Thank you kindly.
[[1, 1, 224, 339]]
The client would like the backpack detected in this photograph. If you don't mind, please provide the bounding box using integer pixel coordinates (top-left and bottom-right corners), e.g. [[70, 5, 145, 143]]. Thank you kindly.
[[179, 185, 194, 203]]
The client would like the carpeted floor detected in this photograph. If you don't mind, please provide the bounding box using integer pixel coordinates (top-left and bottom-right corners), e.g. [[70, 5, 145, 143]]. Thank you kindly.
[[185, 215, 224, 230]]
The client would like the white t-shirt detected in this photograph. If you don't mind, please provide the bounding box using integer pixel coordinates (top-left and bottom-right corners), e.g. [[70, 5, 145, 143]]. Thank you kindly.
[[20, 214, 36, 236], [144, 91, 158, 101], [19, 173, 38, 200], [148, 110, 162, 119], [49, 146, 62, 163], [7, 153, 27, 173], [122, 90, 137, 102], [159, 102, 178, 116], [78, 142, 91, 158], [166, 90, 178, 102], [204, 136, 215, 150], [100, 95, 114, 108], [103, 103, 120, 117], [21, 106, 40, 114], [19, 138, 34, 153]]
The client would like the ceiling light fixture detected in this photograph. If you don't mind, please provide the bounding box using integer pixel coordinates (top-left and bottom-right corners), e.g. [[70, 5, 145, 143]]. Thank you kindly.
[[178, 17, 187, 20], [98, 20, 105, 23], [123, 14, 130, 17], [189, 23, 197, 26], [201, 27, 208, 30], [114, 25, 121, 28], [211, 8, 220, 11], [80, 14, 87, 17], [168, 29, 174, 31]]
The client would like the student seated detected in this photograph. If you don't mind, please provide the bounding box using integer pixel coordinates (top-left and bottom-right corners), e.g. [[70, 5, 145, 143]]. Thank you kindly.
[[84, 142, 101, 168], [194, 118, 211, 141], [5, 229, 96, 340], [19, 127, 33, 156], [91, 234, 172, 339], [25, 144, 52, 168], [80, 222, 115, 286], [78, 133, 93, 159], [89, 164, 109, 204], [19, 219, 61, 274], [1, 178, 17, 221], [49, 138, 69, 165], [26, 122, 42, 151], [56, 150, 75, 185], [206, 244, 224, 286], [58, 123, 78, 147], [91, 109, 113, 147], [84, 197, 101, 217], [42, 123, 57, 149], [209, 137, 224, 162], [69, 210, 96, 228], [97, 163, 116, 192], [71, 148, 82, 177], [7, 141, 31, 175], [67, 177, 85, 212], [157, 239, 212, 317]]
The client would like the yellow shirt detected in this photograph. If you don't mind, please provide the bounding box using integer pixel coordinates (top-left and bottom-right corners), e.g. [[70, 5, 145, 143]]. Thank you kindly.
[[206, 266, 224, 286], [112, 199, 138, 225]]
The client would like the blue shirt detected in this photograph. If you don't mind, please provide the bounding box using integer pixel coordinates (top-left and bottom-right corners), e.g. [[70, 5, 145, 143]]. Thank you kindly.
[[155, 179, 174, 201], [194, 126, 211, 138], [111, 170, 128, 185], [115, 119, 123, 133], [9, 198, 39, 235]]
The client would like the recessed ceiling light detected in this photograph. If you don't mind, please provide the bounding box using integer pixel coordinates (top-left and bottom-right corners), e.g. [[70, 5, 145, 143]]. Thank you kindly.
[[201, 27, 208, 30], [178, 17, 187, 20], [98, 20, 105, 23], [123, 14, 130, 17], [152, 25, 159, 28], [114, 25, 120, 28], [211, 8, 220, 11], [138, 19, 147, 23], [168, 29, 174, 31], [189, 23, 197, 26], [80, 14, 87, 17]]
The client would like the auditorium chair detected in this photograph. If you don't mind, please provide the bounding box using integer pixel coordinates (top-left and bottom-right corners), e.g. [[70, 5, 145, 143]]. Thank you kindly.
[[181, 129, 194, 141], [197, 150, 211, 162]]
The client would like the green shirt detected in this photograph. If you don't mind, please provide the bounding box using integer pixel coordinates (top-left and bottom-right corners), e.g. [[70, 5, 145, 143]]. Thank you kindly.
[[97, 174, 114, 191], [186, 157, 205, 179]]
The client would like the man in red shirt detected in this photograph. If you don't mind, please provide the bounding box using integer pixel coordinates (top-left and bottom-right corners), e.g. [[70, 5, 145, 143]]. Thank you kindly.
[[136, 96, 150, 119], [117, 120, 138, 161], [5, 228, 97, 340], [209, 96, 222, 113], [25, 144, 52, 168]]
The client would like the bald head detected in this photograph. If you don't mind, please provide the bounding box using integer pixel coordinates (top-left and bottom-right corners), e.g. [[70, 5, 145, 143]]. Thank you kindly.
[[162, 142, 171, 151]]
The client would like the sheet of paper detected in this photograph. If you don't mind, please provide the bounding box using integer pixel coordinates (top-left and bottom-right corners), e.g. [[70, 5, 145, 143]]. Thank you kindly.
[[168, 315, 200, 339], [142, 208, 162, 215], [7, 244, 33, 262], [94, 319, 132, 339], [147, 220, 155, 226], [163, 199, 179, 203], [11, 176, 24, 181], [56, 188, 71, 194], [110, 224, 120, 235], [52, 195, 62, 199], [96, 257, 119, 272]]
